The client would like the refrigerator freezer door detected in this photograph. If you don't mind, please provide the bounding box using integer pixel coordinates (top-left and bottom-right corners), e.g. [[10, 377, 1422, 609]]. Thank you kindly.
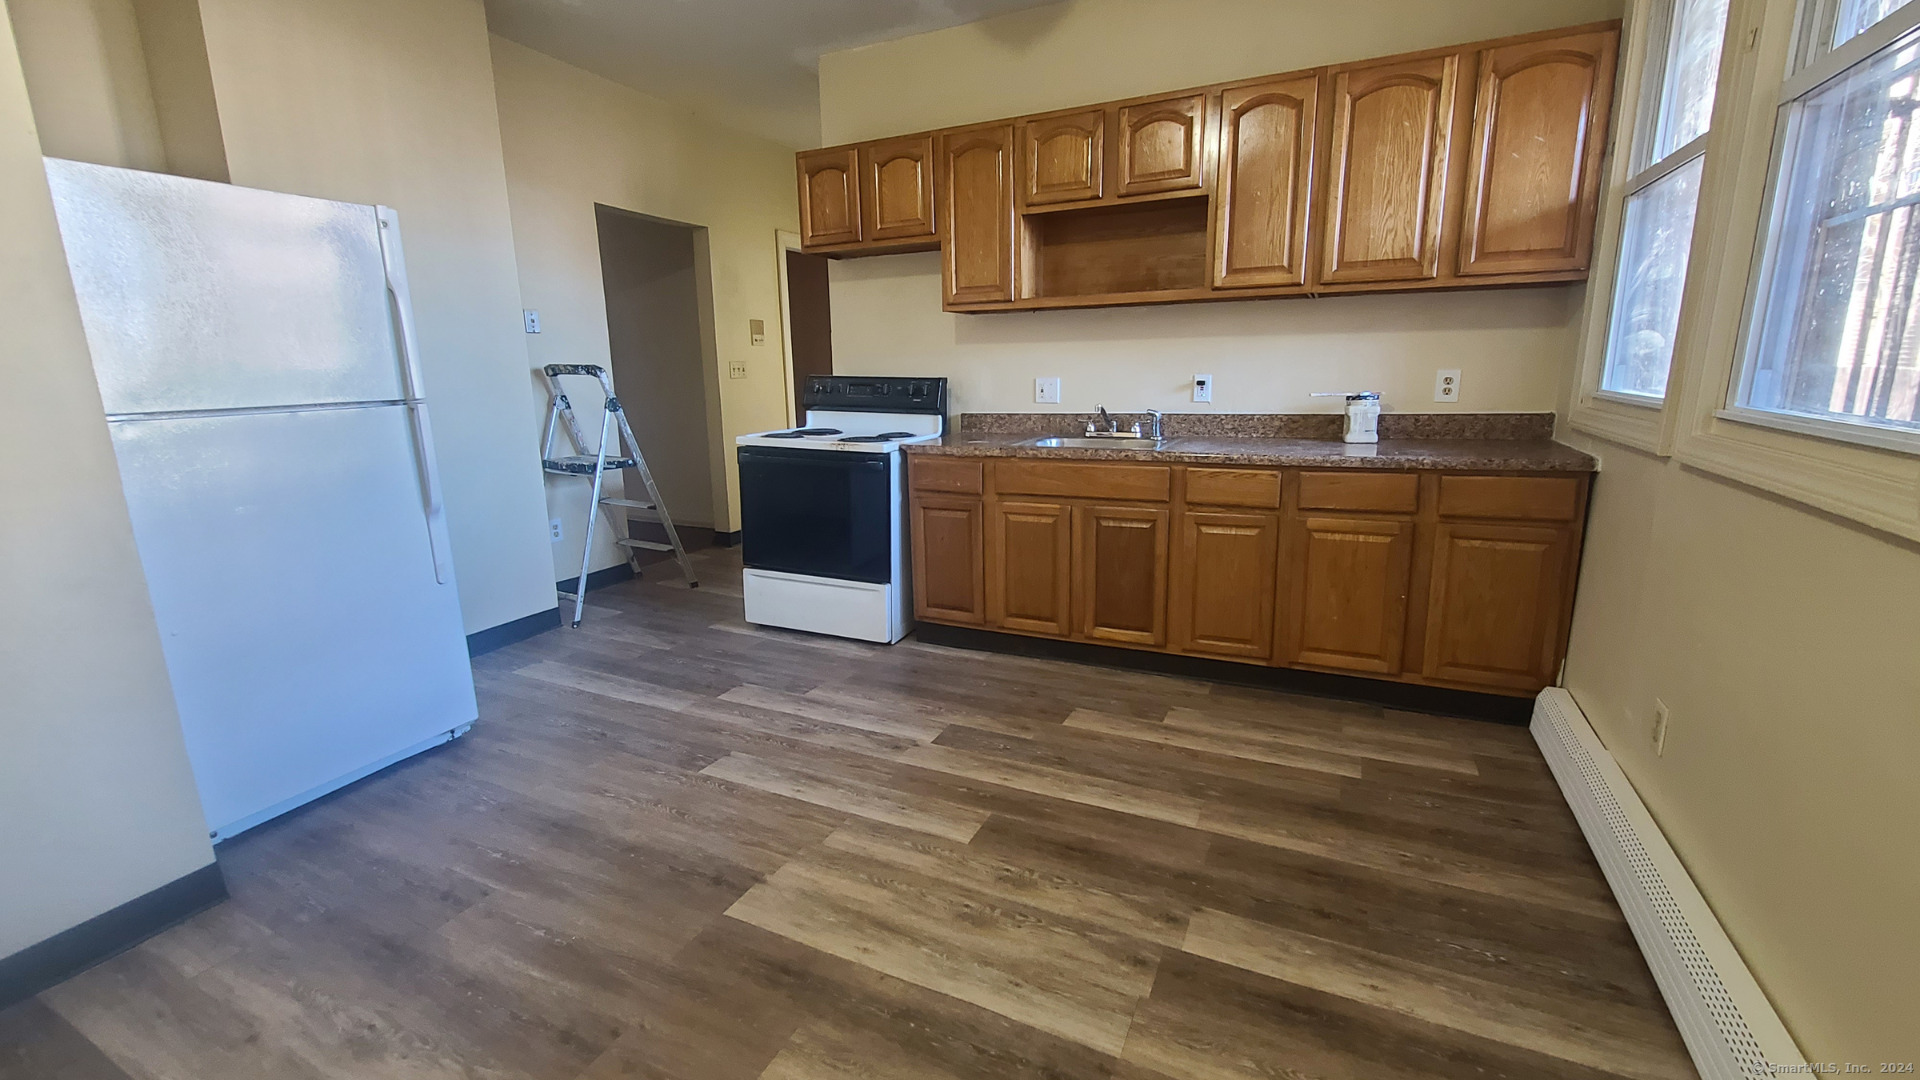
[[109, 405, 476, 838], [46, 158, 407, 414]]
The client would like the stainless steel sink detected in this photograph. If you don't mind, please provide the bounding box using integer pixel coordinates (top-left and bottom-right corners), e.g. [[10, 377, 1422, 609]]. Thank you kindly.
[[1027, 436, 1165, 450]]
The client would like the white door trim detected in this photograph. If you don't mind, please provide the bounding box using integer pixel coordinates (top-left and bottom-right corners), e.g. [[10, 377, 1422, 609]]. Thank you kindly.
[[774, 229, 804, 428]]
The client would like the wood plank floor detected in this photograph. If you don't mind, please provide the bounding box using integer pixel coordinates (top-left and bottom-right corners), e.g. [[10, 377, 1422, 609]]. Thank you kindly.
[[0, 547, 1697, 1080]]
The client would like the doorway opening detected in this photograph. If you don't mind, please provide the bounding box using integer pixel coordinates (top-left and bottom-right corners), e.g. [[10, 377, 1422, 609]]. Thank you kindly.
[[778, 233, 833, 426], [594, 205, 722, 562]]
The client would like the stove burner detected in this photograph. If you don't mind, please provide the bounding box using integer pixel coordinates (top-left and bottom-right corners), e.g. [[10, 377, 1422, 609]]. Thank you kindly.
[[840, 431, 919, 444], [764, 427, 843, 439]]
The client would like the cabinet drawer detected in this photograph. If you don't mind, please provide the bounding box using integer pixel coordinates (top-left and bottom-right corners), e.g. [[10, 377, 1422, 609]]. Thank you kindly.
[[1437, 475, 1581, 521], [996, 460, 1171, 502], [1185, 468, 1281, 508], [1297, 471, 1418, 513], [911, 457, 984, 495]]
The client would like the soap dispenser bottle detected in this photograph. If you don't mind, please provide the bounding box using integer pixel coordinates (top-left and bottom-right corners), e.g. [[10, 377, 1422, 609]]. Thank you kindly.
[[1311, 392, 1382, 444]]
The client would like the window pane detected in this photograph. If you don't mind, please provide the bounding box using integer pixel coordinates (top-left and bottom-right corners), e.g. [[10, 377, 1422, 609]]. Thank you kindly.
[[1651, 0, 1731, 162], [1835, 0, 1912, 48], [1603, 158, 1706, 398], [1743, 28, 1920, 432]]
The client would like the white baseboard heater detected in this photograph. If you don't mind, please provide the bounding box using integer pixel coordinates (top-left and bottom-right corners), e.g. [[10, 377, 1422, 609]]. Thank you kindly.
[[1531, 689, 1807, 1080]]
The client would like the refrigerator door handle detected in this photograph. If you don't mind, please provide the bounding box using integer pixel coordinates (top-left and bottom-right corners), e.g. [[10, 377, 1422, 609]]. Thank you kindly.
[[377, 206, 455, 585]]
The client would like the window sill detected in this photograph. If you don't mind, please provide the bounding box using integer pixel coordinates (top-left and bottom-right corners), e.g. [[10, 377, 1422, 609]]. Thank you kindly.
[[1714, 407, 1920, 457], [1569, 390, 1670, 455]]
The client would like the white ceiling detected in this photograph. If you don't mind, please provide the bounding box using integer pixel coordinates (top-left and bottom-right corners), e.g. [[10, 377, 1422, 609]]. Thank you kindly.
[[483, 0, 1061, 148]]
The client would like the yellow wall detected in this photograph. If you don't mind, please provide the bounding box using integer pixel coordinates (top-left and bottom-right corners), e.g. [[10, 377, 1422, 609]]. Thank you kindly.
[[186, 0, 557, 634], [5, 0, 163, 168], [1560, 426, 1920, 1057], [490, 35, 798, 551], [816, 0, 1623, 420], [0, 7, 214, 957]]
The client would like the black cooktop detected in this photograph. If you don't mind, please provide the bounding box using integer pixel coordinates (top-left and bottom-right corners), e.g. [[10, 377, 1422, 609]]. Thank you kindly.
[[840, 431, 918, 444], [764, 427, 843, 439]]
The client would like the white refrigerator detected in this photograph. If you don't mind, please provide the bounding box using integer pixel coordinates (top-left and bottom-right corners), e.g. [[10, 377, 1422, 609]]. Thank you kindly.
[[46, 158, 479, 843]]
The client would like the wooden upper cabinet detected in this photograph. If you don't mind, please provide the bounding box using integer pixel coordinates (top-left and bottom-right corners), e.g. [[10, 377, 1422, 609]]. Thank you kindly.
[[943, 124, 1018, 305], [1118, 94, 1207, 197], [1423, 521, 1572, 692], [1173, 509, 1278, 661], [861, 135, 937, 242], [797, 147, 861, 248], [988, 499, 1074, 637], [911, 494, 984, 625], [1459, 29, 1619, 276], [1213, 74, 1321, 289], [1322, 54, 1459, 284], [1021, 109, 1105, 206], [1284, 515, 1415, 675]]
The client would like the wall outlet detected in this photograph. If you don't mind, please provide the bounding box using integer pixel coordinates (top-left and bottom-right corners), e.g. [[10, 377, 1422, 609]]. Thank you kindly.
[[1434, 369, 1461, 402], [728, 359, 749, 380], [549, 517, 563, 543], [1193, 374, 1213, 403], [1652, 699, 1672, 756], [1035, 376, 1061, 404], [749, 318, 766, 345], [523, 309, 542, 334]]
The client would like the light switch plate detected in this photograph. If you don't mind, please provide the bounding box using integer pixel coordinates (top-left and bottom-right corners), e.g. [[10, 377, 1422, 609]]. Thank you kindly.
[[728, 360, 749, 380], [1434, 369, 1461, 402], [1193, 374, 1213, 403], [523, 309, 541, 334], [1035, 377, 1061, 404]]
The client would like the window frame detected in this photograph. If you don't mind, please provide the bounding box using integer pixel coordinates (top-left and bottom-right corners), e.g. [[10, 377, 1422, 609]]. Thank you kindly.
[[1718, 0, 1920, 456], [1569, 0, 1733, 450], [1669, 0, 1920, 542]]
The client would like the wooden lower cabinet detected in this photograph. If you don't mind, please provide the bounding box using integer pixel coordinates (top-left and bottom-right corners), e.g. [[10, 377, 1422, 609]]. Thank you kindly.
[[910, 494, 984, 624], [913, 459, 1586, 698], [1422, 521, 1573, 692], [1282, 514, 1414, 674], [1076, 504, 1169, 646], [1173, 509, 1278, 660], [987, 499, 1073, 636]]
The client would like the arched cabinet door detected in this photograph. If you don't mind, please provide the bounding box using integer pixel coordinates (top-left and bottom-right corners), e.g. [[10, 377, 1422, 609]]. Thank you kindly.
[[1321, 54, 1459, 284], [1118, 93, 1206, 197], [797, 147, 860, 248], [1020, 109, 1105, 207], [942, 123, 1018, 306], [1213, 74, 1321, 288], [1458, 30, 1618, 276], [861, 135, 937, 242]]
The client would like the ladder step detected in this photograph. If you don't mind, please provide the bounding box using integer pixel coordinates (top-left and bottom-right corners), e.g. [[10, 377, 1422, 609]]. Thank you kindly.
[[617, 539, 674, 552], [556, 591, 580, 602], [599, 498, 656, 509], [543, 456, 636, 475]]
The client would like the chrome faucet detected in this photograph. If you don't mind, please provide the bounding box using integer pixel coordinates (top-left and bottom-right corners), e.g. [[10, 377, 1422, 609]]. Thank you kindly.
[[1095, 405, 1116, 433], [1143, 409, 1164, 441]]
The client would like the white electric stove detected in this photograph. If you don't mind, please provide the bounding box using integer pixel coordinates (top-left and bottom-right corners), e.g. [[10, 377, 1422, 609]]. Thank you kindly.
[[735, 376, 947, 643]]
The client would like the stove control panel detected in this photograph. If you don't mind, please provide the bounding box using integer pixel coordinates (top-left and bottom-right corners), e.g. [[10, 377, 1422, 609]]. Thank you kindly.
[[803, 376, 947, 417]]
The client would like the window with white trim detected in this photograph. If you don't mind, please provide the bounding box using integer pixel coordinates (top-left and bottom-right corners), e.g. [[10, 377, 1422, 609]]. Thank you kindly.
[[1731, 0, 1920, 449], [1599, 0, 1732, 399]]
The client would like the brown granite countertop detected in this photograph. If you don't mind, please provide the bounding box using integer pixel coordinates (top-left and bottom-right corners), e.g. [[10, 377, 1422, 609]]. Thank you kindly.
[[907, 431, 1597, 472]]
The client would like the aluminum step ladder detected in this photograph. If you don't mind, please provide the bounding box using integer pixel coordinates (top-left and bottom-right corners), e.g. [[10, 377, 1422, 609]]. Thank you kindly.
[[540, 364, 697, 627]]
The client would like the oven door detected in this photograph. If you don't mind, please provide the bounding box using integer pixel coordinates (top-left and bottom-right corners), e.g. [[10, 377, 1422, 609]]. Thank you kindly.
[[737, 446, 895, 584]]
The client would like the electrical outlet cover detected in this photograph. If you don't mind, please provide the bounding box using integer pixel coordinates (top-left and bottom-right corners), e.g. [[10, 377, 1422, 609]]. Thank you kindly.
[[1035, 377, 1061, 404], [1193, 374, 1213, 403], [549, 517, 563, 543], [1434, 369, 1461, 402], [523, 309, 542, 334]]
